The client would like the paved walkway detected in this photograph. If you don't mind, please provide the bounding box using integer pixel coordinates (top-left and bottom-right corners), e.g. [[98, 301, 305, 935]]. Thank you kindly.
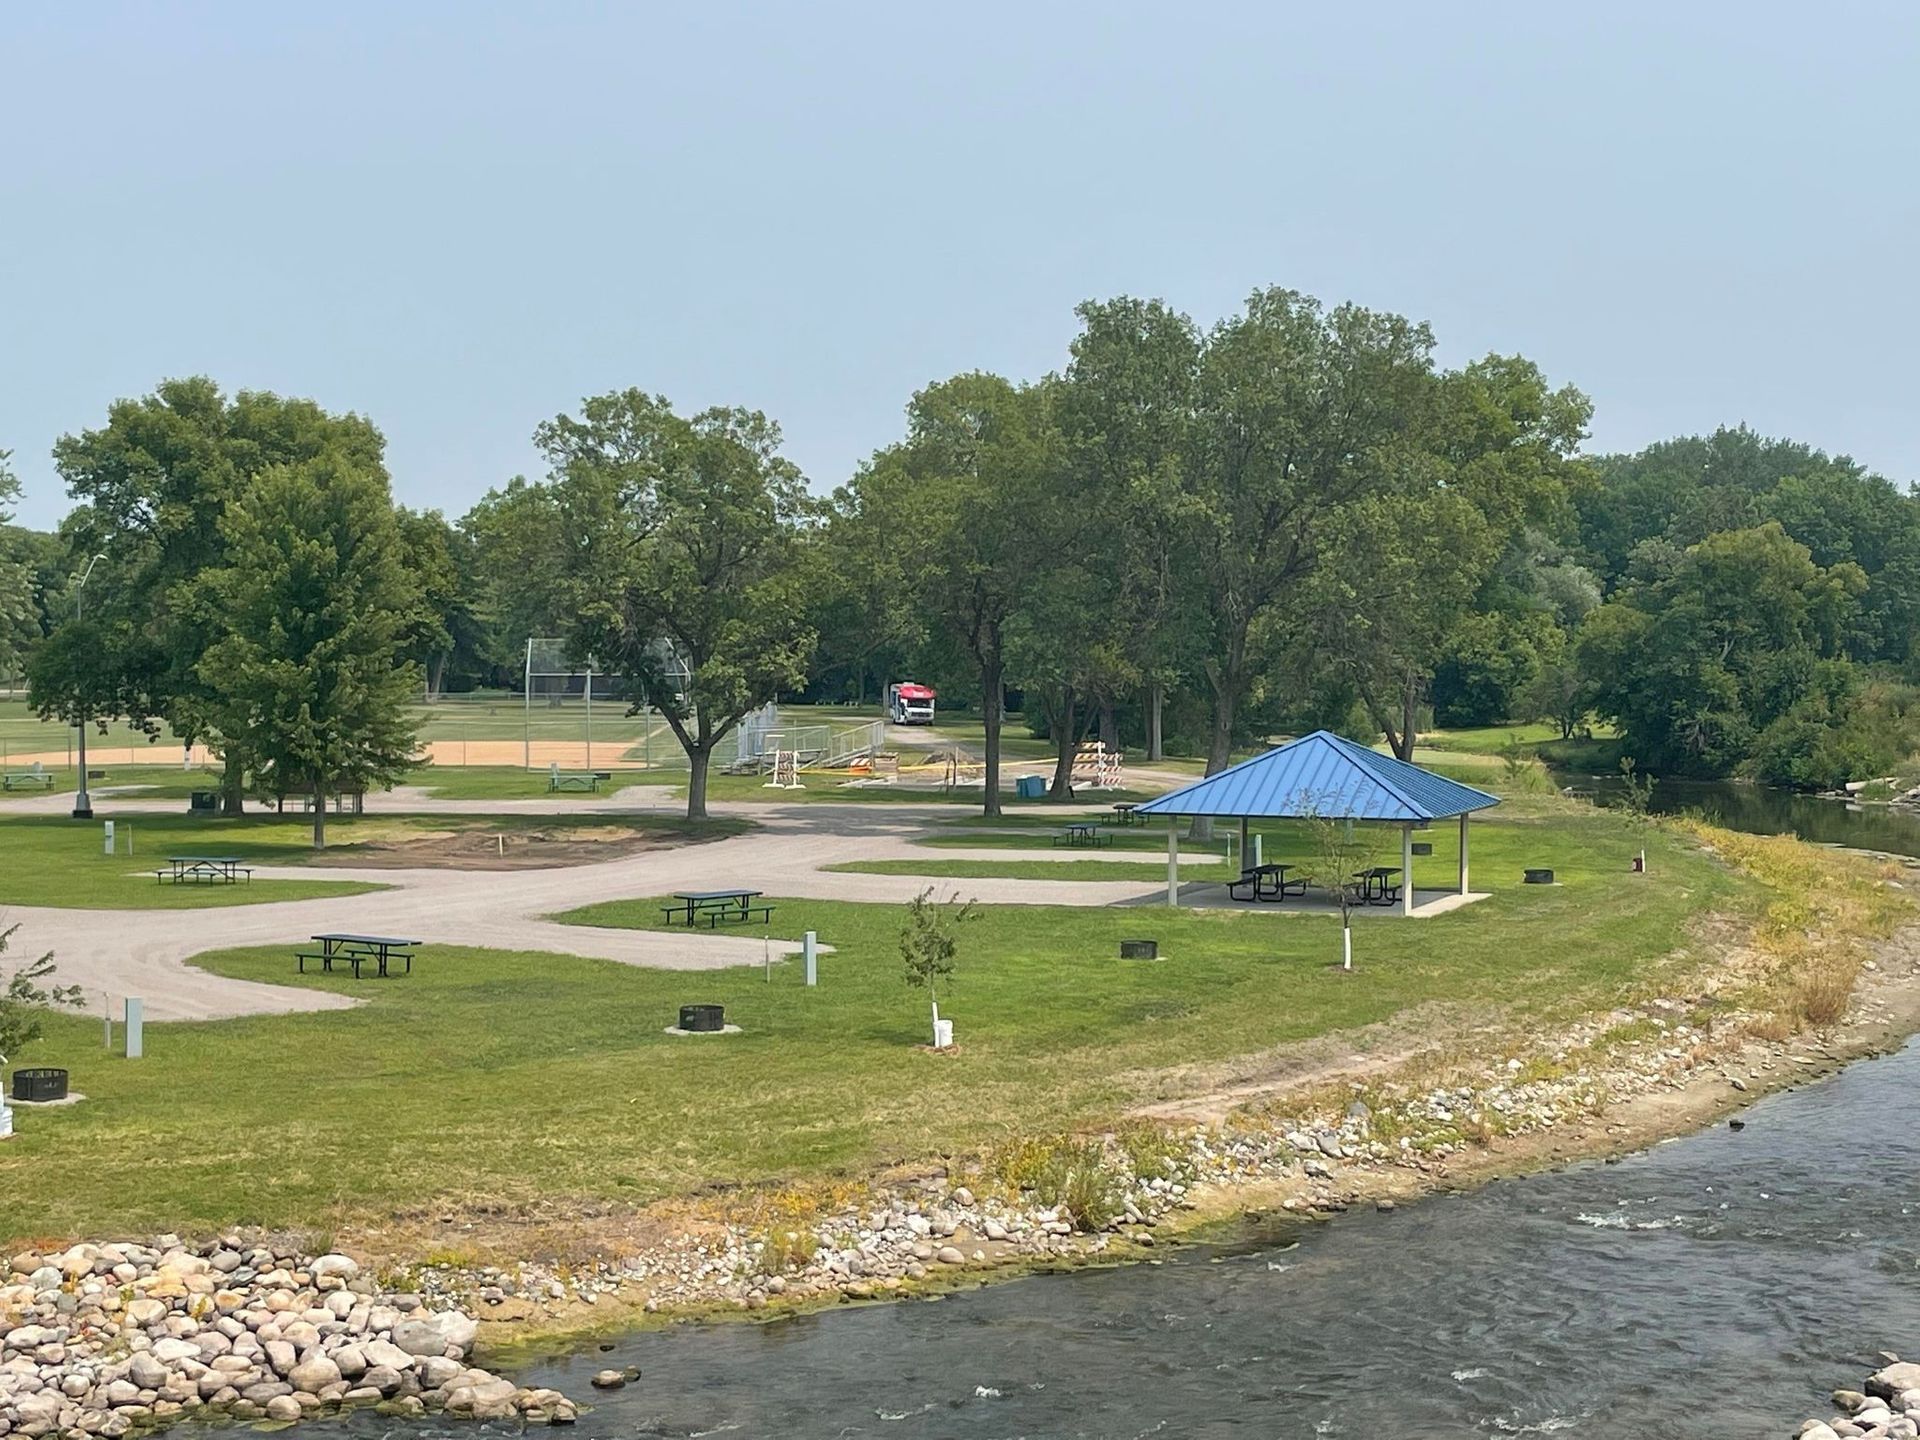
[[3, 793, 1176, 1022]]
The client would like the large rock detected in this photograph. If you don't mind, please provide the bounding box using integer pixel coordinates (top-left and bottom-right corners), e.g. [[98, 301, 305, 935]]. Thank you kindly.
[[361, 1365, 405, 1397], [417, 1355, 463, 1389], [444, 1377, 518, 1420], [1869, 1364, 1920, 1400], [148, 1338, 199, 1365], [393, 1312, 477, 1359], [121, 1300, 167, 1329], [360, 1339, 414, 1373], [288, 1354, 341, 1393], [125, 1354, 168, 1390], [309, 1254, 359, 1282]]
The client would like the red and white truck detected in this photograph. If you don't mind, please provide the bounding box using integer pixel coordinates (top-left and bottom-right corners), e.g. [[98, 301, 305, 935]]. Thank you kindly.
[[887, 682, 936, 725]]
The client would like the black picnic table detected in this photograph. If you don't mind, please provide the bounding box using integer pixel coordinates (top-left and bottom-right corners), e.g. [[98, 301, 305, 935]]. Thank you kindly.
[[1229, 862, 1307, 902], [1353, 866, 1404, 906], [1110, 802, 1139, 826], [298, 933, 420, 978], [549, 770, 614, 793], [158, 855, 251, 885], [1053, 821, 1112, 848], [662, 889, 774, 928]]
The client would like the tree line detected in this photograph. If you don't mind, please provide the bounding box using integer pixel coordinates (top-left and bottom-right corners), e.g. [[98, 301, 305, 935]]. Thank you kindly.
[[3, 287, 1917, 838]]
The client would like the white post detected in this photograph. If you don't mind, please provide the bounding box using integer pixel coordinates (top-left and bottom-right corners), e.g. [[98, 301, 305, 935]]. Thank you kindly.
[[1459, 814, 1470, 895], [1166, 820, 1180, 906], [102, 821, 115, 856], [1401, 823, 1414, 916], [803, 930, 818, 986], [125, 997, 144, 1059], [523, 638, 533, 772], [1253, 832, 1263, 869]]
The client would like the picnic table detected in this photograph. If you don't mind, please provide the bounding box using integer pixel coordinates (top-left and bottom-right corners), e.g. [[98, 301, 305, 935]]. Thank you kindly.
[[1110, 802, 1139, 826], [156, 855, 252, 885], [297, 933, 420, 978], [1229, 862, 1307, 903], [1052, 821, 1112, 848], [661, 889, 774, 928], [1353, 866, 1404, 906], [549, 770, 614, 793], [1, 770, 53, 792]]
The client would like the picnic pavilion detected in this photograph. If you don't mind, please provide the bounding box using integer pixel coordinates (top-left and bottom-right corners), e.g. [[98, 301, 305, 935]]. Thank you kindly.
[[1133, 730, 1501, 915]]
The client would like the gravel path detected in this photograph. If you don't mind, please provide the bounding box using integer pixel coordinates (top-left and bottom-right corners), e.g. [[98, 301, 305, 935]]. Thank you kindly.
[[3, 796, 1168, 1022]]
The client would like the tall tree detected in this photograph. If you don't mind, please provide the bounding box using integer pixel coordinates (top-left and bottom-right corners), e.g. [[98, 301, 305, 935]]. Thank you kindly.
[[547, 390, 817, 820], [39, 379, 387, 811], [394, 507, 485, 697], [1058, 297, 1204, 760], [845, 374, 1061, 816], [1578, 522, 1869, 778], [197, 455, 423, 847], [0, 452, 38, 684], [461, 477, 573, 680], [1185, 289, 1436, 773]]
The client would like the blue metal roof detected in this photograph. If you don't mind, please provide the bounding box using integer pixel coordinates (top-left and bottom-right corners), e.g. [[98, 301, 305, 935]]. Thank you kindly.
[[1133, 731, 1500, 822]]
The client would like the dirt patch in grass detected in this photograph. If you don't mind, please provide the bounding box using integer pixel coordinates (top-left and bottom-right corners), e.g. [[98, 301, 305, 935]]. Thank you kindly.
[[303, 818, 744, 870]]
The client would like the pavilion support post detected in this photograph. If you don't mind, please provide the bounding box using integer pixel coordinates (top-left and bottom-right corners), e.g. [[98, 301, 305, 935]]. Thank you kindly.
[[1166, 819, 1180, 907], [1459, 813, 1470, 895], [1401, 823, 1414, 916], [1238, 817, 1249, 874]]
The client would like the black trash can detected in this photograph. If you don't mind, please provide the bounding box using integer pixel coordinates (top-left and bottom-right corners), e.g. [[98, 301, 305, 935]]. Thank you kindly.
[[678, 1004, 725, 1033], [11, 1068, 68, 1103]]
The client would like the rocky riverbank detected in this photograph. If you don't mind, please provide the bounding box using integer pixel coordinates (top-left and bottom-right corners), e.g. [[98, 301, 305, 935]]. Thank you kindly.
[[374, 921, 1920, 1346], [0, 1239, 577, 1437], [1800, 1357, 1920, 1438]]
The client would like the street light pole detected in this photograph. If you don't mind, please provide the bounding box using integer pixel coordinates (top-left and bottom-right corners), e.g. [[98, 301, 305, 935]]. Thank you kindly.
[[71, 553, 107, 821]]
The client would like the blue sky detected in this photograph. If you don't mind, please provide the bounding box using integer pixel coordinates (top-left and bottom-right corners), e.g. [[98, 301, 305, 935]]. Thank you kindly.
[[4, 3, 1917, 528]]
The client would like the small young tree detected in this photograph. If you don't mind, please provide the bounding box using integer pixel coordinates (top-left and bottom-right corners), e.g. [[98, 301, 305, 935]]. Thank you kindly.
[[899, 887, 979, 1046], [1303, 813, 1379, 972], [0, 926, 80, 1066], [1617, 756, 1658, 817]]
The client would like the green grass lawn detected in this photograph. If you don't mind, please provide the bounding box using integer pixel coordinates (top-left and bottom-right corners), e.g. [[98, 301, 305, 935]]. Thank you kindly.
[[400, 766, 685, 801], [0, 765, 228, 805], [0, 799, 1751, 1243], [0, 811, 400, 908], [0, 807, 753, 909], [827, 857, 1235, 882], [921, 827, 1227, 854]]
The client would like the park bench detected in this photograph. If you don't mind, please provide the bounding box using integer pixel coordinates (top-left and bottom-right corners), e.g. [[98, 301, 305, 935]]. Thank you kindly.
[[155, 856, 252, 885], [296, 933, 419, 978], [549, 770, 614, 793], [661, 889, 775, 928], [2, 767, 54, 792]]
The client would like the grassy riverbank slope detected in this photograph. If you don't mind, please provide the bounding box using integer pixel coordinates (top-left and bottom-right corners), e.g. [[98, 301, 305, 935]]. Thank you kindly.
[[0, 794, 1808, 1243]]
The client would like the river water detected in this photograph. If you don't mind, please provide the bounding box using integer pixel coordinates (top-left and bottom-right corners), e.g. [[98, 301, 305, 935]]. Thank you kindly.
[[1565, 772, 1920, 858], [308, 1038, 1920, 1440]]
